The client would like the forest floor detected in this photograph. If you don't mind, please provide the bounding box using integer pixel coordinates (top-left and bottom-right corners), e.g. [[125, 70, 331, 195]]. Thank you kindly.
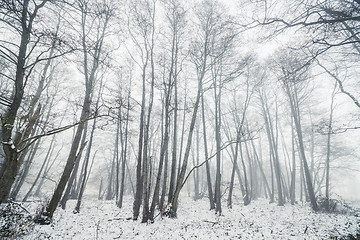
[[2, 195, 360, 239]]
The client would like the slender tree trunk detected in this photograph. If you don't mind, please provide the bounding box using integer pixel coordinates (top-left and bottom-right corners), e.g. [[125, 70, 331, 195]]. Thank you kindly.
[[149, 86, 171, 221], [118, 87, 131, 208], [325, 82, 337, 211], [115, 117, 121, 201], [132, 31, 149, 221], [239, 140, 250, 206], [177, 87, 187, 179], [74, 115, 98, 213], [290, 117, 296, 205], [213, 74, 222, 215], [284, 81, 318, 211], [60, 123, 88, 208], [45, 4, 110, 218], [98, 178, 104, 200], [168, 18, 180, 205], [106, 154, 116, 200], [142, 4, 156, 223], [159, 142, 169, 212], [201, 93, 215, 210], [133, 73, 145, 220], [169, 67, 203, 217], [227, 136, 240, 208]]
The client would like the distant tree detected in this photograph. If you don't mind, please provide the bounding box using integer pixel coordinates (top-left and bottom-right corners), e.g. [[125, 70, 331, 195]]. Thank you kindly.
[[258, 83, 284, 206], [225, 68, 255, 208], [274, 50, 319, 211]]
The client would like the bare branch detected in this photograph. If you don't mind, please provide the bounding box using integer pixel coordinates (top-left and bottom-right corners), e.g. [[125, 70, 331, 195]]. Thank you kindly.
[[316, 60, 360, 109]]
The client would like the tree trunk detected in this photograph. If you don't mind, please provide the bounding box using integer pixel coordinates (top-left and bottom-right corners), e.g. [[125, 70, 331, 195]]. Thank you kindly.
[[285, 81, 318, 211], [169, 72, 203, 217], [0, 0, 32, 203], [239, 141, 250, 206], [201, 93, 215, 210], [213, 74, 222, 215], [60, 123, 88, 208], [325, 82, 337, 211], [45, 2, 110, 218], [149, 87, 171, 221], [74, 115, 98, 213], [118, 87, 131, 208], [227, 137, 240, 208], [290, 117, 296, 205]]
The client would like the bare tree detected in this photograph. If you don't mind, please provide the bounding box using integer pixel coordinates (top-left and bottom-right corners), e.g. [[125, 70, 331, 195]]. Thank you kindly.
[[169, 0, 237, 217], [275, 50, 319, 211], [128, 0, 156, 221], [164, 0, 186, 208], [0, 0, 61, 203], [258, 86, 284, 206], [45, 0, 114, 219], [73, 81, 104, 214], [257, 0, 360, 109]]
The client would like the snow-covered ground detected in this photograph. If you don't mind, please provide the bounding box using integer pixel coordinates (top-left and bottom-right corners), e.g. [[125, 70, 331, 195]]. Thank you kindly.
[[10, 196, 360, 239]]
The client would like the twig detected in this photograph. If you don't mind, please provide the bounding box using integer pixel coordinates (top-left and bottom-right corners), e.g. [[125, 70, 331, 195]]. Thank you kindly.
[[107, 218, 124, 221], [7, 201, 30, 214], [203, 220, 219, 227]]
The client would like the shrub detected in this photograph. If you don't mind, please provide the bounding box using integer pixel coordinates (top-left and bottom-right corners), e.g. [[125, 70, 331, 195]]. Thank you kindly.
[[0, 201, 34, 238]]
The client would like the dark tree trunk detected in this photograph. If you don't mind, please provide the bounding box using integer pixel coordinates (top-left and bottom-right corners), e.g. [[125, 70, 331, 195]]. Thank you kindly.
[[74, 113, 98, 213], [0, 0, 33, 203], [60, 124, 88, 208]]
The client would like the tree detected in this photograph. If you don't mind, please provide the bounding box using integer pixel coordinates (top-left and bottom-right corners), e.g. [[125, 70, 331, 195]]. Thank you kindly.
[[74, 81, 104, 214], [257, 0, 360, 109], [275, 50, 319, 211], [0, 0, 57, 203], [258, 85, 284, 206], [45, 0, 114, 219], [164, 0, 186, 208], [129, 0, 156, 221], [225, 65, 257, 208], [200, 89, 215, 210], [169, 0, 237, 217], [118, 67, 133, 208]]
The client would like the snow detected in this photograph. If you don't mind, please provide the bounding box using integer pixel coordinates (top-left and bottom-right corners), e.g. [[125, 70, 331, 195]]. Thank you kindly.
[[19, 197, 360, 239], [1, 139, 15, 150]]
